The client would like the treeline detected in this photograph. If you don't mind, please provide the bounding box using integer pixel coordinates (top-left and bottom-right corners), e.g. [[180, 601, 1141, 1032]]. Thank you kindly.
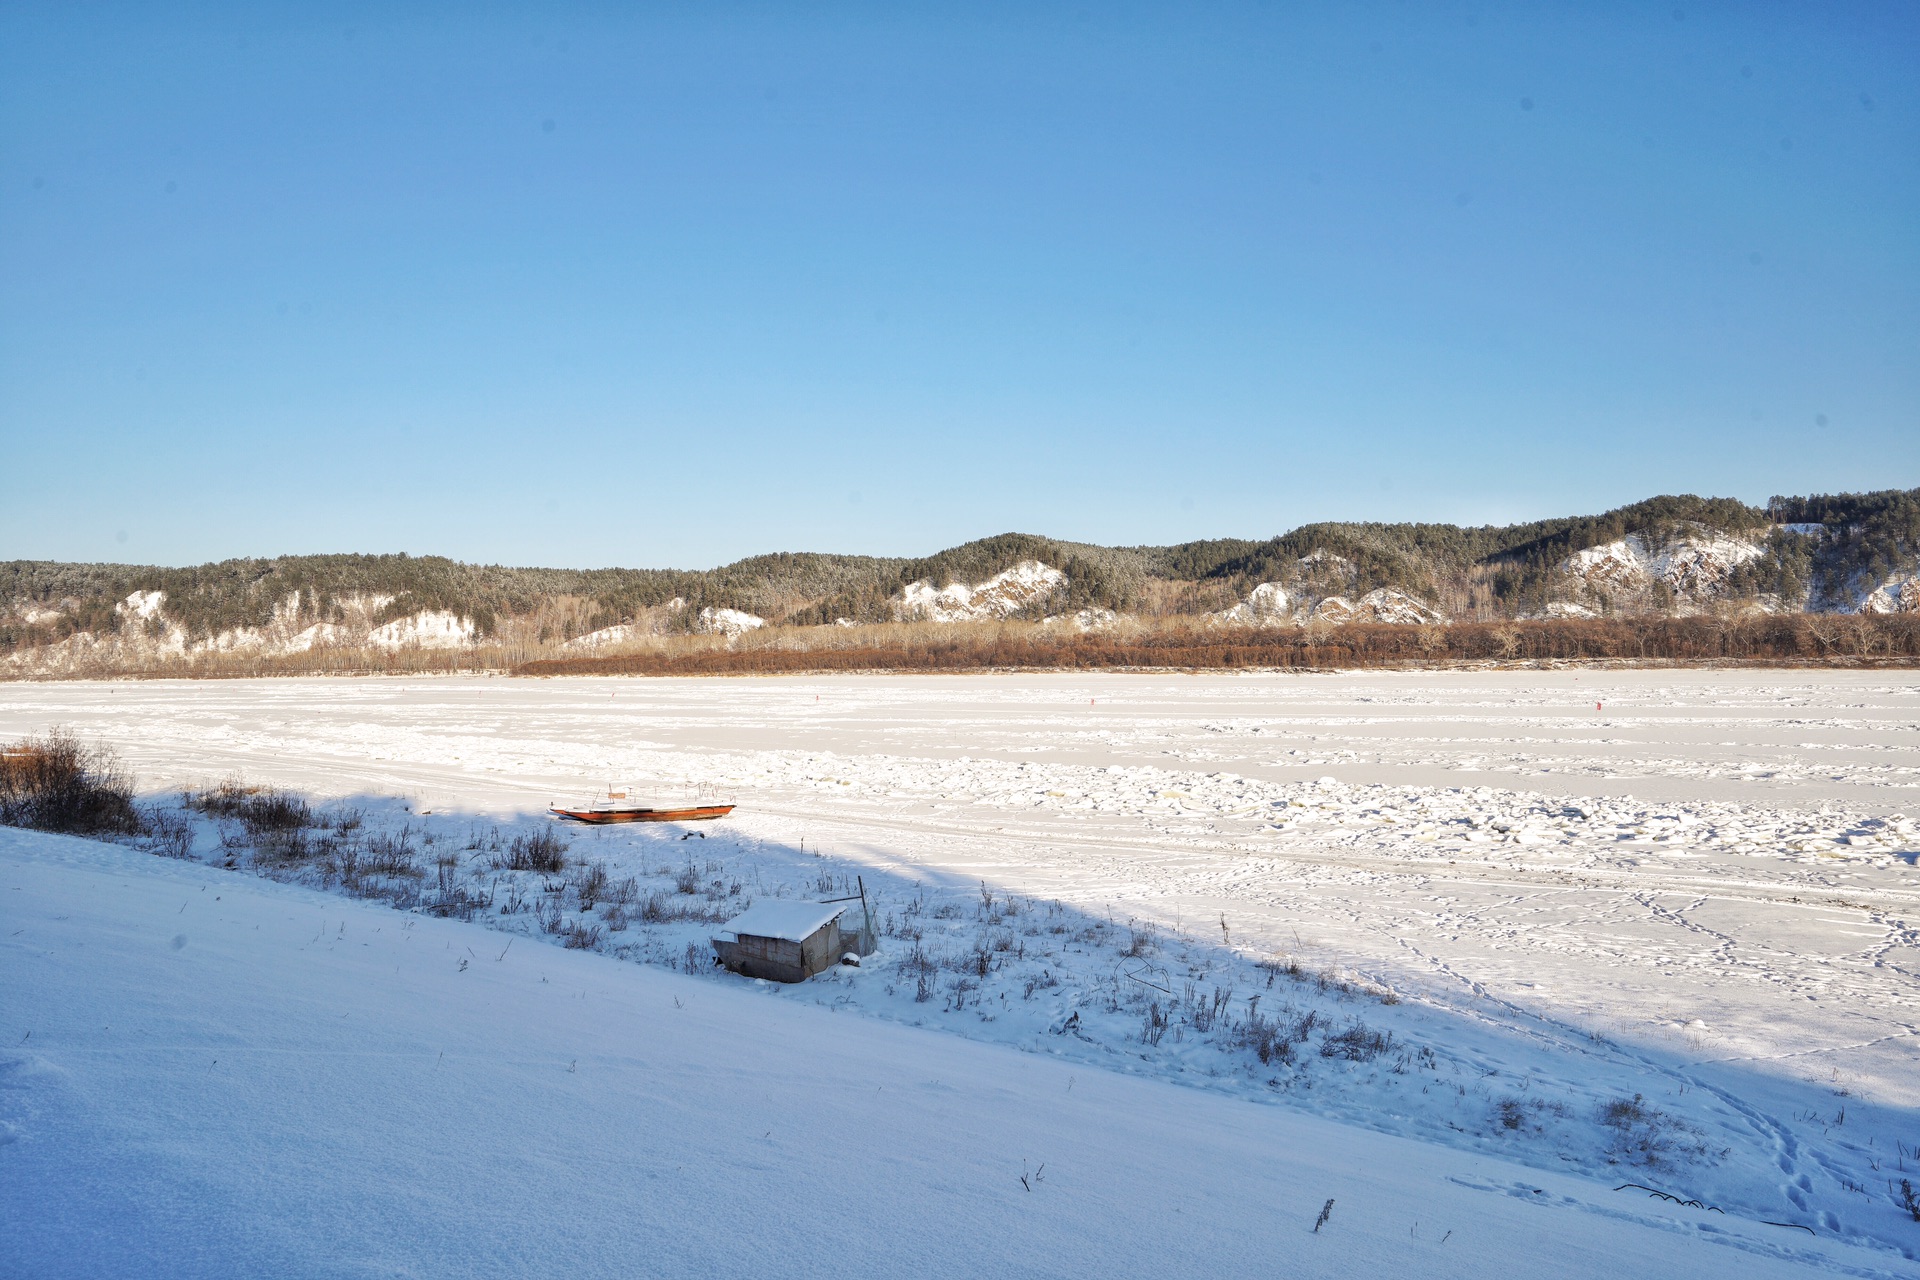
[[0, 554, 665, 646], [5, 488, 1917, 657], [758, 488, 1920, 626], [1186, 495, 1778, 617], [517, 614, 1920, 677], [1768, 488, 1920, 605]]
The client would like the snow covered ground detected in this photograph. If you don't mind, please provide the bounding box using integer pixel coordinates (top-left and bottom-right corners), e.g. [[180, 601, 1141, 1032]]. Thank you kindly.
[[3, 670, 1918, 1274]]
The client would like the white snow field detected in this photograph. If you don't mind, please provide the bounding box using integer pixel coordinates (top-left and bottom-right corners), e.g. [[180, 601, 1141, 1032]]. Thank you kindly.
[[3, 669, 1918, 1276]]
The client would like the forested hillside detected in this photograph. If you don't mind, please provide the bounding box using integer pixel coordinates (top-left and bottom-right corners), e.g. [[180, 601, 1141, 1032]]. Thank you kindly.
[[3, 488, 1915, 674]]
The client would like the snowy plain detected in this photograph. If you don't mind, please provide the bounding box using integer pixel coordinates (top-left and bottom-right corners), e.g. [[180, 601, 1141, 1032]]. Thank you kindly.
[[2, 669, 1918, 1276]]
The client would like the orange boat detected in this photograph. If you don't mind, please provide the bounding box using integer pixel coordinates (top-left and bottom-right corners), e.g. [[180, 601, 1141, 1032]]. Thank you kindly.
[[548, 794, 735, 824]]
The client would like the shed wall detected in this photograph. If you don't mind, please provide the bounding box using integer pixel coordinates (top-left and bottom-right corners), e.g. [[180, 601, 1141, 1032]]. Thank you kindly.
[[713, 919, 846, 983]]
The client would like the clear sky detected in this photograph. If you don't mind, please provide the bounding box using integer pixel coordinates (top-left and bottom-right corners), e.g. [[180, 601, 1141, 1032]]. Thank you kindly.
[[2, 2, 1915, 569]]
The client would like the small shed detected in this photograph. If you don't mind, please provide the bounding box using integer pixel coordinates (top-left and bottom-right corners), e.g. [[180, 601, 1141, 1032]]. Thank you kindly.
[[711, 900, 850, 983]]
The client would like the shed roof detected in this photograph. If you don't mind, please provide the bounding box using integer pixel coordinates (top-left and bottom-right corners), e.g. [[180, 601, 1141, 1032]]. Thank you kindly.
[[718, 900, 847, 943]]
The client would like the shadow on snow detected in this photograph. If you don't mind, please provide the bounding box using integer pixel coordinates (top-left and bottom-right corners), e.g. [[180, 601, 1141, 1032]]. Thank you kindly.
[[115, 781, 1920, 1261]]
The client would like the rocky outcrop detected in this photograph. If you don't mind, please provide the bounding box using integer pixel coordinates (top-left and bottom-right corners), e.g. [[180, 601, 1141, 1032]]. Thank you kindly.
[[1061, 607, 1118, 631], [1859, 578, 1920, 615], [1521, 602, 1600, 620], [1212, 583, 1291, 626], [1556, 528, 1766, 612], [1309, 590, 1446, 626], [1210, 581, 1444, 627], [1354, 589, 1446, 625], [895, 561, 1066, 623], [367, 610, 473, 650], [3, 589, 478, 672], [696, 607, 766, 639]]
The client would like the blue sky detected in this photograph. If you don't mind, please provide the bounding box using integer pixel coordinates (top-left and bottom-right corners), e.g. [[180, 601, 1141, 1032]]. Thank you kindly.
[[2, 3, 1914, 569]]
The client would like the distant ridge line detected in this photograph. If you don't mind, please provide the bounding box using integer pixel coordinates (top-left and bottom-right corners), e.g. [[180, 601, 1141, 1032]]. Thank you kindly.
[[5, 487, 1917, 677]]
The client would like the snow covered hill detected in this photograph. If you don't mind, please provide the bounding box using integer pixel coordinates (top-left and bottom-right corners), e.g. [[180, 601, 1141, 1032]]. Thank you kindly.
[[895, 560, 1067, 622], [4, 589, 465, 674], [3, 827, 1902, 1280]]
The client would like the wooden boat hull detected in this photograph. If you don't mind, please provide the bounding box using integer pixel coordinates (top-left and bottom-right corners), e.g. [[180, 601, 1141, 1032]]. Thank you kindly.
[[549, 804, 735, 824]]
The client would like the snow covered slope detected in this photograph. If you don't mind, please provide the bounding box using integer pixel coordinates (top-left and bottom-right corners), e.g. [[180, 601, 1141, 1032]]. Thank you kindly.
[[4, 589, 474, 672], [562, 622, 642, 650], [4, 672, 1919, 1261], [1556, 528, 1768, 613], [1210, 583, 1448, 627], [1859, 578, 1920, 615], [3, 828, 1902, 1279], [1211, 581, 1292, 625], [367, 608, 474, 650], [1310, 589, 1448, 625], [896, 560, 1066, 622], [695, 606, 766, 638]]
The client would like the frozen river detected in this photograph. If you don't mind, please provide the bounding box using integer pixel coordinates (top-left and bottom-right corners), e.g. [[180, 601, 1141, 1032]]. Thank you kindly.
[[4, 668, 1917, 1249]]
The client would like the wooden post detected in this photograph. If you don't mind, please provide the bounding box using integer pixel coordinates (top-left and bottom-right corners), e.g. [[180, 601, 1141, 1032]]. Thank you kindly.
[[857, 875, 876, 956]]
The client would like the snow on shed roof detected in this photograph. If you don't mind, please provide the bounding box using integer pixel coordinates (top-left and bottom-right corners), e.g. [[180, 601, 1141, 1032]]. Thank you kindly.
[[718, 900, 848, 943]]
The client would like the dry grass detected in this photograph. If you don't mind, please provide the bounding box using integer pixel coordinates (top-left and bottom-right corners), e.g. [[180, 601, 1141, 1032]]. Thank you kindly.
[[0, 730, 141, 835], [6, 611, 1915, 681], [1320, 1019, 1394, 1061], [493, 828, 568, 873], [516, 614, 1920, 677], [1597, 1094, 1719, 1168], [187, 780, 313, 832]]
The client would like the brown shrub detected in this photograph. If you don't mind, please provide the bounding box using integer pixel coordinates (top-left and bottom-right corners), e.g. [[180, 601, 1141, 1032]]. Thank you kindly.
[[0, 730, 141, 835], [515, 615, 1920, 677]]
